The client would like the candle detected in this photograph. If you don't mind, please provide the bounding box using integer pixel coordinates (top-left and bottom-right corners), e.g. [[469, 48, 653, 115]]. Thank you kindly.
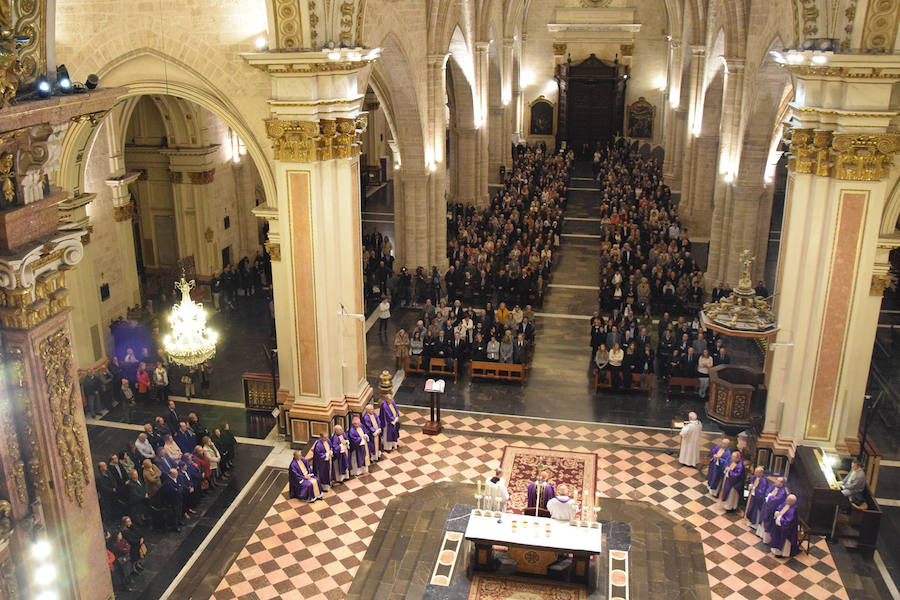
[[477, 480, 482, 496], [595, 491, 600, 504]]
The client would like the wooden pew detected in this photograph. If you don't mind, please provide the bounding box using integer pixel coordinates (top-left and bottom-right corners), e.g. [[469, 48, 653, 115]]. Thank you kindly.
[[593, 370, 653, 394], [667, 376, 700, 395], [470, 360, 528, 384], [428, 358, 458, 383], [406, 355, 426, 375]]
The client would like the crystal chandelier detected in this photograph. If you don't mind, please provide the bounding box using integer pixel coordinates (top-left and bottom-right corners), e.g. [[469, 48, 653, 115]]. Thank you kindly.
[[162, 276, 218, 366]]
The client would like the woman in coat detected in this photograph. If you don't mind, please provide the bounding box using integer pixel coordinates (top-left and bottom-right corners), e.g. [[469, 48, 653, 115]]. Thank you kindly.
[[393, 328, 410, 371]]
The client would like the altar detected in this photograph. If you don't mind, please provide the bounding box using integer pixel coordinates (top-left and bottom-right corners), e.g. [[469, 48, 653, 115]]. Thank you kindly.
[[464, 510, 626, 592]]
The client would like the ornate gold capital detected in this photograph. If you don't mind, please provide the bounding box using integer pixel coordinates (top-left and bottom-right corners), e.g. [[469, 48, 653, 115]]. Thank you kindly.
[[189, 169, 216, 185], [871, 273, 893, 296], [265, 242, 281, 261], [112, 203, 133, 222], [552, 43, 567, 56], [783, 124, 900, 181], [265, 115, 368, 163]]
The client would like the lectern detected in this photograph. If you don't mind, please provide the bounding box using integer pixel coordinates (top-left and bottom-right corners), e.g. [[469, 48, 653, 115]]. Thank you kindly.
[[423, 378, 444, 434]]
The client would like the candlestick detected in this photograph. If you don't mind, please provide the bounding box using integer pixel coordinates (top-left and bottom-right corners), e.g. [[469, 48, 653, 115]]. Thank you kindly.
[[595, 490, 600, 504], [477, 480, 482, 496]]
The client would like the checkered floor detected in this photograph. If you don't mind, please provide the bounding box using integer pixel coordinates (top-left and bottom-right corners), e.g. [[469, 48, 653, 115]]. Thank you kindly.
[[212, 408, 847, 600]]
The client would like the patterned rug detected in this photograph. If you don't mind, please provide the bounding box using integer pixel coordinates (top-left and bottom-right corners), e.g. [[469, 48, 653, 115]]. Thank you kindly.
[[467, 575, 588, 600], [501, 446, 597, 513]]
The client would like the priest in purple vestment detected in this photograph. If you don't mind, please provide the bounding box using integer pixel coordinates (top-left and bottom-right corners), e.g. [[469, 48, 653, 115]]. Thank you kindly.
[[312, 432, 333, 491], [526, 471, 555, 515], [331, 425, 351, 483], [289, 451, 322, 502], [745, 467, 770, 527], [348, 416, 371, 476], [770, 494, 800, 557], [754, 477, 787, 543], [718, 451, 745, 511], [380, 395, 400, 452], [706, 437, 731, 496], [362, 404, 382, 461]]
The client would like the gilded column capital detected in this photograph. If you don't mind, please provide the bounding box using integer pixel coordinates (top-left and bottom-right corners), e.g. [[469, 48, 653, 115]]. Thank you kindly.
[[265, 115, 368, 162], [552, 43, 567, 56], [870, 273, 894, 296], [783, 124, 900, 181]]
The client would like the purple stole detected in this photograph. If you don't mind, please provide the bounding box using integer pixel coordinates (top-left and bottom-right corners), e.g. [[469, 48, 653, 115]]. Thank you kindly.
[[745, 476, 769, 523], [313, 439, 333, 485], [352, 425, 371, 467], [760, 486, 787, 532], [289, 457, 320, 499], [770, 503, 799, 555], [719, 459, 744, 502], [365, 413, 381, 455]]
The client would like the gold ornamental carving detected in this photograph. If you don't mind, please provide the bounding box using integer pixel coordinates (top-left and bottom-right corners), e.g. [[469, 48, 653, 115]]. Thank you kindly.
[[862, 0, 900, 52], [249, 60, 371, 75], [265, 115, 368, 163], [0, 554, 18, 600], [0, 268, 68, 329], [270, 0, 303, 50], [39, 330, 91, 507], [169, 170, 183, 184], [8, 348, 43, 493], [112, 202, 134, 222], [871, 273, 893, 296], [552, 43, 567, 56], [783, 125, 900, 181], [265, 242, 281, 261], [189, 169, 216, 185]]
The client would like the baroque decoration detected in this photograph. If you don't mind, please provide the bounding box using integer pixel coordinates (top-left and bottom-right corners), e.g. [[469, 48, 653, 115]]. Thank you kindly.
[[265, 114, 368, 162], [700, 250, 778, 335], [162, 276, 218, 366], [626, 97, 655, 139], [39, 330, 91, 506], [783, 125, 900, 181]]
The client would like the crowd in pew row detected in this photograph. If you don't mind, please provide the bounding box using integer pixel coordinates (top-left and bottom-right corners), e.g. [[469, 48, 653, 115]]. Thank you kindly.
[[363, 142, 572, 312], [94, 404, 238, 592]]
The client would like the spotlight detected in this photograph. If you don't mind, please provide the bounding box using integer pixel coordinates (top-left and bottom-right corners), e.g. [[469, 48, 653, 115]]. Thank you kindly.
[[33, 563, 57, 584], [36, 76, 51, 98], [56, 64, 72, 93], [31, 539, 52, 560], [255, 36, 267, 50], [34, 591, 58, 600], [85, 73, 99, 89]]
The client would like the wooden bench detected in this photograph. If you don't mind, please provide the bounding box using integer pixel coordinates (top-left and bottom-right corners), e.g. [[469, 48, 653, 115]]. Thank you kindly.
[[427, 358, 458, 382], [667, 376, 700, 395], [470, 360, 527, 384], [406, 355, 426, 375], [594, 370, 653, 394]]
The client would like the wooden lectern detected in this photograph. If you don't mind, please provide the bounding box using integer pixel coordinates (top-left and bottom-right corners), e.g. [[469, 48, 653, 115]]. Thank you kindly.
[[423, 378, 444, 434]]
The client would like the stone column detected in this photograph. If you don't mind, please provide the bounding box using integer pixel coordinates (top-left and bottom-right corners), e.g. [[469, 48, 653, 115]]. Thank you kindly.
[[0, 234, 113, 600], [502, 38, 515, 169], [426, 53, 449, 269], [163, 147, 219, 275], [662, 39, 683, 182], [474, 42, 490, 207], [678, 46, 706, 223], [243, 50, 374, 445], [760, 54, 900, 456]]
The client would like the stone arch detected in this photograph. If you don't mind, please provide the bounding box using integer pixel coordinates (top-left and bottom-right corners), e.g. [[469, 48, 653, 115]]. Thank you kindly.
[[58, 48, 276, 208], [446, 54, 476, 204]]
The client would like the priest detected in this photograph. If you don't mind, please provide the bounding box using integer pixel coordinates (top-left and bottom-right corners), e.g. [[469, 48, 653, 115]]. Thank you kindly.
[[288, 450, 322, 502], [678, 412, 703, 467], [362, 404, 382, 461], [718, 451, 744, 511], [483, 467, 509, 512], [331, 425, 352, 484], [380, 394, 401, 452], [348, 416, 371, 476], [526, 471, 555, 515], [312, 432, 333, 492], [706, 437, 731, 496], [745, 466, 770, 527], [770, 494, 800, 557], [546, 484, 577, 521], [755, 477, 787, 543]]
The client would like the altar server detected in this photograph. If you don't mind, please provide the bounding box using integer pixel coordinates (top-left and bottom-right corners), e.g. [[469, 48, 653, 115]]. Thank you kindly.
[[526, 471, 555, 514], [289, 451, 322, 502], [380, 395, 401, 452], [755, 477, 787, 543], [706, 437, 731, 495], [483, 467, 509, 512], [362, 404, 382, 460], [770, 494, 800, 557], [331, 425, 351, 483], [745, 467, 770, 527], [312, 432, 333, 491], [348, 416, 371, 476], [547, 484, 577, 521], [718, 451, 744, 511], [678, 412, 703, 467]]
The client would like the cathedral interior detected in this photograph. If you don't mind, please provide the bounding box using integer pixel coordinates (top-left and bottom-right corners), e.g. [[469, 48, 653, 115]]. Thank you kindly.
[[1, 0, 900, 599]]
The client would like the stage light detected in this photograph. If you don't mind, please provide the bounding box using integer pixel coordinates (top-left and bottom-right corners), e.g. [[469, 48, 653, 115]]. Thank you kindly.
[[36, 76, 51, 97], [85, 73, 99, 89], [33, 564, 57, 584], [31, 539, 52, 560], [56, 64, 72, 93]]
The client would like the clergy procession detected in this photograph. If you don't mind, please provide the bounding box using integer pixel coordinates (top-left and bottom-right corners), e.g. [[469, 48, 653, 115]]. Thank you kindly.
[[288, 396, 401, 502]]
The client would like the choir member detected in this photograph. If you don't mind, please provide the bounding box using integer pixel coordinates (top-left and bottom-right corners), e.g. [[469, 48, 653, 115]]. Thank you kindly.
[[770, 494, 800, 557], [331, 425, 351, 483], [526, 471, 555, 515], [483, 467, 509, 512], [678, 412, 702, 467], [312, 432, 333, 492], [718, 451, 744, 511], [706, 437, 730, 496], [380, 395, 400, 452], [546, 484, 577, 521], [362, 404, 382, 460], [348, 416, 371, 476], [755, 477, 787, 543], [745, 467, 770, 527], [289, 450, 322, 502]]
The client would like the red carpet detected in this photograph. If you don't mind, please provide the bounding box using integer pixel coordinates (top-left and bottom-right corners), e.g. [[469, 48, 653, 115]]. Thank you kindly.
[[500, 446, 597, 514], [467, 575, 588, 600]]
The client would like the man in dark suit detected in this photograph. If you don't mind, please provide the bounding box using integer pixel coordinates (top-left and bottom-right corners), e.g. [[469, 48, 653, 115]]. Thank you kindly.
[[450, 332, 467, 367], [433, 330, 450, 368], [590, 318, 604, 360], [512, 333, 529, 365], [108, 454, 128, 490], [96, 462, 119, 519], [517, 317, 535, 342], [636, 327, 650, 354], [161, 468, 184, 531], [154, 447, 177, 474], [678, 333, 691, 355], [680, 347, 698, 377], [471, 333, 487, 361], [606, 326, 622, 351], [165, 400, 180, 433]]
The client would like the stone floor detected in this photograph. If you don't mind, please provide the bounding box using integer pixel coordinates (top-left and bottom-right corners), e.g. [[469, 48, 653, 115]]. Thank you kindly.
[[202, 407, 872, 600]]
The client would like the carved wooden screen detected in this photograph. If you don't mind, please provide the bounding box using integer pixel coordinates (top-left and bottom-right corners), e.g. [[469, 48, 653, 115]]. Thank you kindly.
[[556, 54, 627, 151]]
